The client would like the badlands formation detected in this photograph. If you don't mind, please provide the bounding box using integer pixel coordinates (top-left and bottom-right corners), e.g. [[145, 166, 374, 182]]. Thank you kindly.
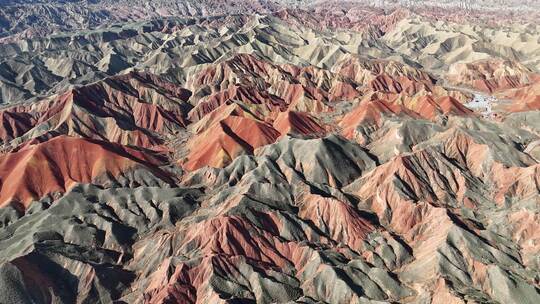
[[0, 1, 540, 303]]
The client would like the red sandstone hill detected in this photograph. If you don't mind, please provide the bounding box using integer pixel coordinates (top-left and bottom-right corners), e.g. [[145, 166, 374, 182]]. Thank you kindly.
[[340, 99, 420, 138], [498, 81, 540, 112], [187, 85, 287, 122], [183, 115, 281, 171], [183, 106, 328, 171], [273, 110, 326, 137], [0, 135, 170, 208], [412, 95, 474, 119]]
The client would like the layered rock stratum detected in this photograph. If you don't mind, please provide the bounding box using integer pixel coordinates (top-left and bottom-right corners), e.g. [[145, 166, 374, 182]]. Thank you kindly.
[[0, 1, 539, 303]]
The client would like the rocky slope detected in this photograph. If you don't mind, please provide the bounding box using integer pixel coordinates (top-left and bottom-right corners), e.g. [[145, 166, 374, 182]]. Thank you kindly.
[[0, 1, 539, 304]]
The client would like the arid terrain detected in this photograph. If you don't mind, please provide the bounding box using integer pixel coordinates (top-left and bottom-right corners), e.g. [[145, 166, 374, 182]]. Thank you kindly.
[[0, 1, 539, 303]]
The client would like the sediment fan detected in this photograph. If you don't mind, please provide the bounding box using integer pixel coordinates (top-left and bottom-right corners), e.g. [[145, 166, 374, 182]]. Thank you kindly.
[[0, 1, 539, 303]]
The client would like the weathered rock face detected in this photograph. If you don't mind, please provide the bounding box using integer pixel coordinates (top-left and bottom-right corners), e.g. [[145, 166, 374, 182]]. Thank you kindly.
[[0, 2, 539, 304]]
